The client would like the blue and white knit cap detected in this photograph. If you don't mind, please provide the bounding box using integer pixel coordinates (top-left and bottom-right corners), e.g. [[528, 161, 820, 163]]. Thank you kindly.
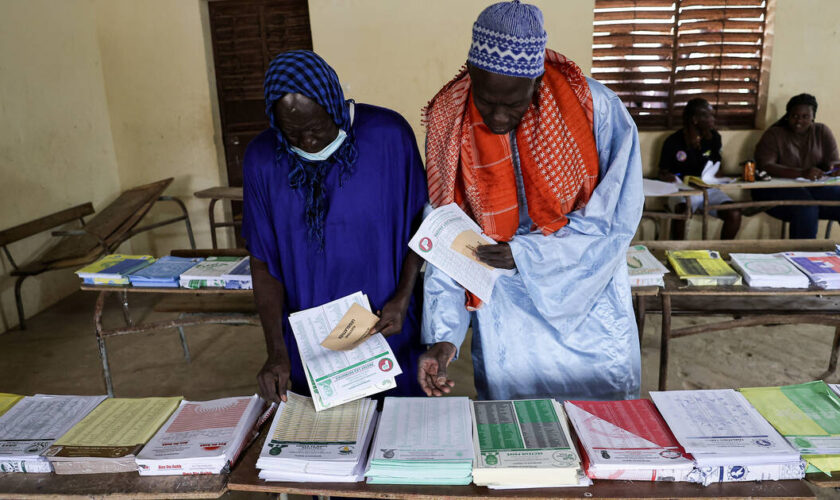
[[468, 0, 547, 78]]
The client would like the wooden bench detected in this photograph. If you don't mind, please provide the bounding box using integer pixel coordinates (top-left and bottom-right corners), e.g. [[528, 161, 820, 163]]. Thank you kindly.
[[0, 179, 195, 329]]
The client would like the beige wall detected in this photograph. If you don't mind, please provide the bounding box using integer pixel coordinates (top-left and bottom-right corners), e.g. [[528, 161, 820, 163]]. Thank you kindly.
[[0, 0, 122, 331], [0, 0, 223, 330], [93, 0, 226, 255]]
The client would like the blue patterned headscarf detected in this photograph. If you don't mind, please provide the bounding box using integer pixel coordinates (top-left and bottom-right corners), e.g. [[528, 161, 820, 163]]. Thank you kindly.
[[264, 50, 358, 249]]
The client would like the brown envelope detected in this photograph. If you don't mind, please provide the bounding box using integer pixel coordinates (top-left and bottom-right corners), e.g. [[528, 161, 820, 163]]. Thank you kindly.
[[450, 230, 493, 270], [320, 303, 380, 351]]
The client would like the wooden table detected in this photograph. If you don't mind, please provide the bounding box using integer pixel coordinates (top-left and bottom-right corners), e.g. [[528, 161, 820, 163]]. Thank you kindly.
[[636, 239, 840, 391], [194, 186, 243, 249], [690, 179, 840, 239], [642, 186, 705, 240], [0, 471, 225, 499], [227, 434, 815, 499], [83, 249, 258, 397]]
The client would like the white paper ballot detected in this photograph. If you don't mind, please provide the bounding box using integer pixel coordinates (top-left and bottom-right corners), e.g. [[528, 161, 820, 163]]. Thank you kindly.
[[409, 203, 515, 303], [289, 292, 401, 411], [650, 390, 797, 461], [700, 161, 733, 185], [642, 178, 686, 196]]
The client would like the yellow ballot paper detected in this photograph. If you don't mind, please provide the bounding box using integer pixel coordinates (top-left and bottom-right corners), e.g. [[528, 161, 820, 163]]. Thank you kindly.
[[666, 250, 742, 286], [0, 393, 23, 417], [321, 303, 380, 351], [54, 397, 181, 447], [450, 230, 493, 270], [740, 381, 840, 474]]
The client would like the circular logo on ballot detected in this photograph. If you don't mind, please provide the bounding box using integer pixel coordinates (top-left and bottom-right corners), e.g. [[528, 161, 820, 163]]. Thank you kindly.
[[378, 358, 394, 372], [418, 237, 433, 252]]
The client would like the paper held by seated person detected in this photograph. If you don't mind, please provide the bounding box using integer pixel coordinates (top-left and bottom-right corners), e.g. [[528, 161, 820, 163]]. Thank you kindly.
[[289, 292, 401, 411], [409, 203, 515, 303]]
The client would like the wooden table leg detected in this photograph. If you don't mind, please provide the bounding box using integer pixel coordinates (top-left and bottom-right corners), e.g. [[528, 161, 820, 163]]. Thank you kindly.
[[827, 325, 840, 376], [635, 295, 646, 343], [701, 189, 710, 240], [659, 294, 671, 391], [94, 290, 115, 397], [208, 198, 219, 249]]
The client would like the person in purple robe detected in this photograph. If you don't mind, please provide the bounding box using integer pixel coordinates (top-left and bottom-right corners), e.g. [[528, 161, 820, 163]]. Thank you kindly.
[[241, 50, 427, 402]]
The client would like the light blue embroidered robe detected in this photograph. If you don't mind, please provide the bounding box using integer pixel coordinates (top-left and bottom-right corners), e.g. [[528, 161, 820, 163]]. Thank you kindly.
[[422, 78, 644, 401]]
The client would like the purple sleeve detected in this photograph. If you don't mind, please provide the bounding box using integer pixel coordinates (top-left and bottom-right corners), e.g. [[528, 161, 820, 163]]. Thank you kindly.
[[241, 133, 283, 282]]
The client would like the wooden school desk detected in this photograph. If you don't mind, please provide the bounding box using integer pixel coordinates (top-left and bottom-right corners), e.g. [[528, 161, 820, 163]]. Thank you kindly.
[[690, 178, 840, 239], [227, 433, 815, 500], [81, 249, 258, 397], [636, 239, 840, 391], [641, 185, 705, 240], [0, 471, 225, 499]]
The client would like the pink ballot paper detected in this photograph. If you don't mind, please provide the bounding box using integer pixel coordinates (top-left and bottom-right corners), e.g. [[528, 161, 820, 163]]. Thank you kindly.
[[564, 399, 695, 482]]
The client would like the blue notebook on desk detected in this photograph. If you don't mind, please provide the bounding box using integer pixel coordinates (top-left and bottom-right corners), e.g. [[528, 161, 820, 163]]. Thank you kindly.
[[128, 256, 203, 288]]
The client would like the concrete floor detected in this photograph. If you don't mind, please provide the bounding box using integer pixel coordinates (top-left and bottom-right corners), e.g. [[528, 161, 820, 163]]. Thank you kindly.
[[0, 290, 838, 498]]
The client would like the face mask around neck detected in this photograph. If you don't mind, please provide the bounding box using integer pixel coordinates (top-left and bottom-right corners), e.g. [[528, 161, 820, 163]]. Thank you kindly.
[[289, 129, 347, 162]]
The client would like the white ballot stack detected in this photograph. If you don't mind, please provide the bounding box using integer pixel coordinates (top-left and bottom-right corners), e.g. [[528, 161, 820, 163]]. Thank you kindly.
[[626, 245, 669, 287], [365, 397, 473, 485], [783, 252, 840, 289], [729, 253, 810, 288], [650, 389, 805, 486], [136, 395, 263, 475], [409, 203, 515, 303], [471, 399, 586, 489], [564, 399, 694, 482], [257, 392, 376, 482], [0, 395, 106, 473], [289, 292, 401, 411]]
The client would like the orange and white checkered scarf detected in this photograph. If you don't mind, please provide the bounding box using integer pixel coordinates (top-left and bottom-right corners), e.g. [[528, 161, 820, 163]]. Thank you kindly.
[[423, 49, 599, 241]]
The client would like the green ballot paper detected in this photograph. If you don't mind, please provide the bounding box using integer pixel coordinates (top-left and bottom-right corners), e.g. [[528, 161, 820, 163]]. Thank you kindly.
[[740, 381, 840, 474]]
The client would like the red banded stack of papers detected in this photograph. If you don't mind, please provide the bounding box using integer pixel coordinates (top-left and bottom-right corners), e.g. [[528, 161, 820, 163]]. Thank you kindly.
[[564, 399, 694, 482]]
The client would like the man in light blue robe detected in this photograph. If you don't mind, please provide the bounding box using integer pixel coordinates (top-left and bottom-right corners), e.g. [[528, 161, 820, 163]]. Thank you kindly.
[[418, 1, 643, 401]]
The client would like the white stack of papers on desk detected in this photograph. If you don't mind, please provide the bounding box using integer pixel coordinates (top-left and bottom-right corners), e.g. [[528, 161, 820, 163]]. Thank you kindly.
[[783, 252, 840, 289], [290, 292, 401, 411], [179, 256, 245, 289], [365, 397, 473, 485], [136, 395, 263, 475], [627, 245, 669, 287], [0, 395, 106, 473], [565, 399, 694, 482], [729, 253, 810, 288], [257, 393, 376, 482], [222, 258, 252, 290], [409, 203, 515, 303], [472, 399, 586, 488], [650, 389, 804, 486]]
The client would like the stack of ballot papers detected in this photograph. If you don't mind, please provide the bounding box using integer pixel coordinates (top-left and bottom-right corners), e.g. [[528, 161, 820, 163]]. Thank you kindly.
[[832, 384, 840, 398], [651, 389, 804, 486], [740, 381, 840, 476], [257, 393, 377, 482], [75, 254, 154, 285], [366, 397, 473, 485], [729, 253, 810, 288], [627, 245, 669, 287], [127, 256, 203, 288], [222, 257, 252, 289], [179, 256, 245, 289], [783, 252, 840, 289], [289, 292, 401, 410], [565, 399, 694, 482], [666, 250, 742, 286], [684, 161, 734, 186], [472, 399, 586, 488], [408, 203, 515, 303], [135, 395, 263, 475], [0, 393, 22, 417], [45, 396, 181, 474], [0, 395, 106, 473]]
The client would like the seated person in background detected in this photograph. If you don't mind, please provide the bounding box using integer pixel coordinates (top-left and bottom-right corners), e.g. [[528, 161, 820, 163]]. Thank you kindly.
[[753, 93, 840, 239], [243, 50, 428, 402], [658, 98, 741, 239]]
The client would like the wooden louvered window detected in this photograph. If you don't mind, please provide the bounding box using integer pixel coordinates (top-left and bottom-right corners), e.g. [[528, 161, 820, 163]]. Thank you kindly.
[[593, 0, 771, 129]]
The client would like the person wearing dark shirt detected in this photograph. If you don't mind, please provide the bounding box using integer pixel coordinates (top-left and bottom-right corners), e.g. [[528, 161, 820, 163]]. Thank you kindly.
[[753, 93, 840, 239], [658, 98, 741, 239]]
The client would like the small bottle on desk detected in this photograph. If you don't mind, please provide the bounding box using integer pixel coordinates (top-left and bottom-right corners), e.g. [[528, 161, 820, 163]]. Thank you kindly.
[[743, 160, 756, 182]]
